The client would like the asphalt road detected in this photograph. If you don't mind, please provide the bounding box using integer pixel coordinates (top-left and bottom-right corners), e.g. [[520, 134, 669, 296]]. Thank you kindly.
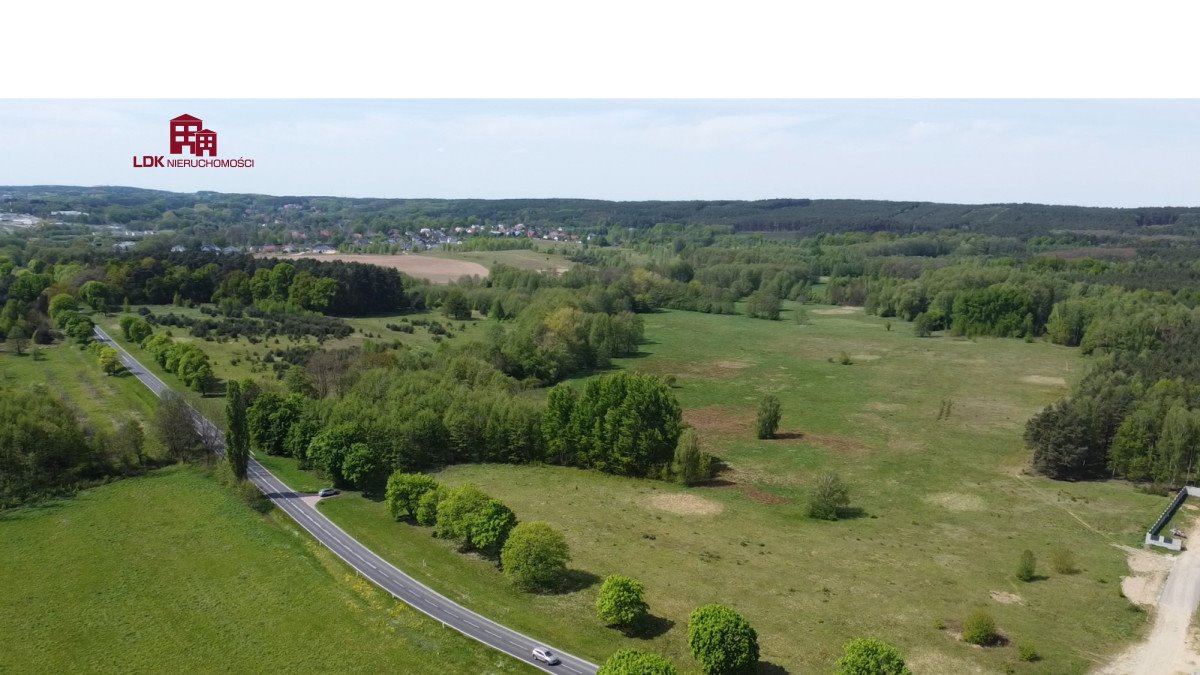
[[94, 325, 599, 675]]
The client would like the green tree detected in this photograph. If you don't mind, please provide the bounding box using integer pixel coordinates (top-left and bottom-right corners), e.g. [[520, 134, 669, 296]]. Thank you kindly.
[[913, 311, 933, 337], [835, 638, 911, 675], [808, 472, 851, 520], [568, 372, 683, 477], [78, 280, 111, 312], [597, 649, 677, 675], [468, 499, 518, 556], [500, 521, 570, 592], [442, 288, 472, 320], [436, 483, 492, 541], [415, 486, 445, 526], [156, 393, 203, 462], [687, 604, 759, 674], [306, 423, 360, 486], [755, 395, 781, 439], [225, 380, 251, 481], [98, 346, 123, 375], [961, 609, 998, 645], [541, 383, 579, 465], [7, 323, 28, 355], [674, 428, 704, 485], [283, 365, 318, 398], [596, 574, 649, 628], [48, 293, 77, 320], [341, 442, 386, 494], [385, 472, 440, 520], [744, 288, 781, 320], [1016, 549, 1037, 582]]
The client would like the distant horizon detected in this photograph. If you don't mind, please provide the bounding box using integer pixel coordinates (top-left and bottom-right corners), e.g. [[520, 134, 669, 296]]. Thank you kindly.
[[2, 100, 1198, 208], [2, 183, 1196, 211]]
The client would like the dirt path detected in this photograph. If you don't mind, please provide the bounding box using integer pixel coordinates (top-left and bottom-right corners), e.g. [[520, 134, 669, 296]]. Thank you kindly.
[[1096, 520, 1200, 675]]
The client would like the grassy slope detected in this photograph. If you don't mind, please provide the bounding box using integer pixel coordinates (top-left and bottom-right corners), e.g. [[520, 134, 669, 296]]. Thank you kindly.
[[0, 467, 526, 674], [260, 305, 1163, 674], [0, 341, 164, 455]]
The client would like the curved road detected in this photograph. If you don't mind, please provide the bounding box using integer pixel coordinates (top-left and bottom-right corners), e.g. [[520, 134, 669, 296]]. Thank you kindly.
[[94, 326, 598, 675]]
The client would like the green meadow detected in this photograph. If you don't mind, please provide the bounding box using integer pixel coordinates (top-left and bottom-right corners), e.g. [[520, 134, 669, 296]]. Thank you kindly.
[[250, 304, 1163, 673], [0, 466, 528, 674]]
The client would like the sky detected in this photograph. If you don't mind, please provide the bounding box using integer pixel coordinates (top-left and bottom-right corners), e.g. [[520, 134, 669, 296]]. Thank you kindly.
[[0, 99, 1196, 207]]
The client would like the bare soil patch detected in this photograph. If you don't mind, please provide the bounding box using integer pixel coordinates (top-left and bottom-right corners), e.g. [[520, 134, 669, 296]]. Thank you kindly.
[[645, 493, 724, 516], [684, 406, 751, 435], [739, 485, 792, 506], [811, 306, 864, 315], [1021, 375, 1067, 386], [1114, 544, 1173, 607], [269, 253, 488, 283], [989, 590, 1024, 605], [780, 430, 874, 456], [925, 492, 986, 512]]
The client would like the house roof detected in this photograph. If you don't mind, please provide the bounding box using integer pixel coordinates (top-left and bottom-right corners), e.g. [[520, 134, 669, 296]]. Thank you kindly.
[[171, 114, 202, 122], [197, 129, 216, 135]]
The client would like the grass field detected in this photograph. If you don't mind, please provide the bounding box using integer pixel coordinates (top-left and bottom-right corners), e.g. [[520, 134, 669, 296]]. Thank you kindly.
[[0, 340, 165, 455], [422, 246, 577, 274], [251, 304, 1167, 674], [0, 466, 526, 673]]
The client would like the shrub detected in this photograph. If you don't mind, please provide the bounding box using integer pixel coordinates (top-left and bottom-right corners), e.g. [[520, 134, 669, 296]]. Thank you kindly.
[[808, 472, 851, 520], [835, 638, 912, 675], [596, 574, 649, 628], [1018, 644, 1040, 662], [1016, 549, 1037, 582], [597, 649, 677, 675], [385, 472, 441, 520], [961, 609, 998, 646], [755, 395, 781, 439], [1051, 548, 1079, 574], [687, 604, 759, 674], [501, 521, 570, 592]]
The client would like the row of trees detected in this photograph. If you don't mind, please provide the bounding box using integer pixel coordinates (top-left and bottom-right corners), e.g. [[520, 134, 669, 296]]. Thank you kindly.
[[141, 332, 214, 392], [384, 473, 572, 591]]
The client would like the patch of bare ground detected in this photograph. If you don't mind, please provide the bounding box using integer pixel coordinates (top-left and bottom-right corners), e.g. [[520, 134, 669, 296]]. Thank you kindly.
[[684, 405, 751, 435], [645, 493, 724, 516], [949, 398, 1028, 433], [990, 590, 1023, 605], [925, 492, 986, 512], [811, 305, 864, 315], [865, 401, 905, 412], [266, 253, 488, 283], [1021, 374, 1067, 386], [778, 430, 874, 456], [636, 360, 751, 381], [1114, 544, 1173, 607], [738, 485, 791, 505]]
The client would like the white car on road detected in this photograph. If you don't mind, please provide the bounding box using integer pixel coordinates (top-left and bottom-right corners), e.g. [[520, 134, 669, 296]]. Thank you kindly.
[[532, 647, 560, 665]]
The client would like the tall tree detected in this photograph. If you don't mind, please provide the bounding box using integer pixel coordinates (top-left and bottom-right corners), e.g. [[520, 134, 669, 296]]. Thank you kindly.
[[155, 393, 202, 463], [225, 380, 250, 480]]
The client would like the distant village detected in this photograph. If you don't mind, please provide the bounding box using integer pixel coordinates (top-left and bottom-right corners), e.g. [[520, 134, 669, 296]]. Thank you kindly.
[[0, 207, 580, 255]]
